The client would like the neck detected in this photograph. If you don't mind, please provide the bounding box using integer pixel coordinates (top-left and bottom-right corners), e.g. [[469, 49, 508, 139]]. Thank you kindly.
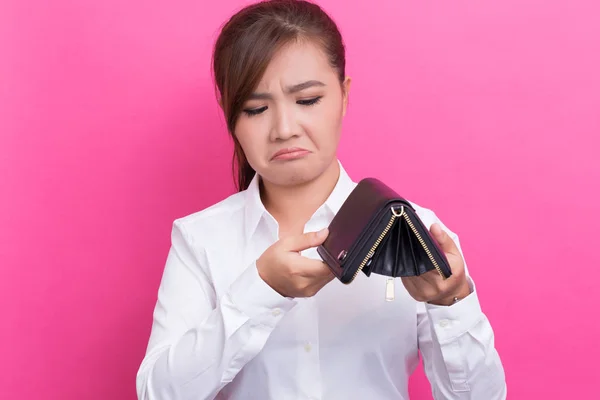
[[260, 160, 340, 235]]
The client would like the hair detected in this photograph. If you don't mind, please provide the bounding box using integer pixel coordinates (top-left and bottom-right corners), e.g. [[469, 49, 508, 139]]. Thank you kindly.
[[212, 0, 346, 191]]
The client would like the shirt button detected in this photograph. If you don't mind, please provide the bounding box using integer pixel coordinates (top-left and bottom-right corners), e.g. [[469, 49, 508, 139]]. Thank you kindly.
[[439, 319, 450, 328], [304, 342, 312, 353], [272, 308, 281, 317]]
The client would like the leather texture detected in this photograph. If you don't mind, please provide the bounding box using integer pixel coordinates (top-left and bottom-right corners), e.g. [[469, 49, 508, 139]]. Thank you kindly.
[[317, 178, 452, 284]]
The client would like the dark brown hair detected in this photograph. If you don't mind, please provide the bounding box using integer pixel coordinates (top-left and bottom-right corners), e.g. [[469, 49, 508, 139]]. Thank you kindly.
[[212, 0, 346, 191]]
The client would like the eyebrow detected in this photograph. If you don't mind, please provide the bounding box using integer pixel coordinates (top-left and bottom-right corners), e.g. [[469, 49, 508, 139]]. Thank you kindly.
[[248, 80, 326, 100]]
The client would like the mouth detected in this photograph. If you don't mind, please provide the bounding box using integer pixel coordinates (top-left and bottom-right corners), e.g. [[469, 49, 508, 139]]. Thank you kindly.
[[271, 147, 311, 161]]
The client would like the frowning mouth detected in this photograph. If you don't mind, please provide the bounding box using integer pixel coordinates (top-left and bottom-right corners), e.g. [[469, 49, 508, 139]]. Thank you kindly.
[[270, 147, 311, 161]]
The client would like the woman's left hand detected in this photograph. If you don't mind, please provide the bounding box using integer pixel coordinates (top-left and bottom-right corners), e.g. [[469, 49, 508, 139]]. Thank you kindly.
[[401, 223, 471, 306]]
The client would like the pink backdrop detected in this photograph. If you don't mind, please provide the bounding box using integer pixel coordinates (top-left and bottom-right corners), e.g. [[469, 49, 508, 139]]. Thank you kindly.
[[1, 0, 599, 398]]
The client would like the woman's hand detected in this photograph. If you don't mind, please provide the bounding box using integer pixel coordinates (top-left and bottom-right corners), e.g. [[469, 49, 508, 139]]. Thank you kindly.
[[256, 228, 334, 298], [401, 223, 471, 306]]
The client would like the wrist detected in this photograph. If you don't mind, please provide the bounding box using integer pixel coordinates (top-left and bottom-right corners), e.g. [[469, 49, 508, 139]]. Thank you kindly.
[[429, 279, 471, 306]]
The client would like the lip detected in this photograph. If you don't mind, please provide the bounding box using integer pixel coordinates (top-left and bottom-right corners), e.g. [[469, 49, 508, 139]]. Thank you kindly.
[[271, 147, 311, 161]]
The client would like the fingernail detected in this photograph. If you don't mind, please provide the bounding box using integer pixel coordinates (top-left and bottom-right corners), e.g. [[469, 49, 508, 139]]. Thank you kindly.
[[317, 228, 328, 238]]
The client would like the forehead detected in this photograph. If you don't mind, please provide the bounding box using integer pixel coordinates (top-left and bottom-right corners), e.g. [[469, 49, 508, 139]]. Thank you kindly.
[[255, 40, 337, 90]]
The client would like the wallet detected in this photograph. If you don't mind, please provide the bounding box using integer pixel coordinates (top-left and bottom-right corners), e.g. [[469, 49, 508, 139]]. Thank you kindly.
[[317, 177, 452, 285]]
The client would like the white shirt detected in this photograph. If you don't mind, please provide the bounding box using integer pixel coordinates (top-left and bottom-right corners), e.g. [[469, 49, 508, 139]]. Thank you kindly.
[[136, 162, 506, 400]]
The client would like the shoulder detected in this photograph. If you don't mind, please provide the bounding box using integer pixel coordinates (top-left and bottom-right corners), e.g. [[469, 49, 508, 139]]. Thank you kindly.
[[170, 190, 247, 248]]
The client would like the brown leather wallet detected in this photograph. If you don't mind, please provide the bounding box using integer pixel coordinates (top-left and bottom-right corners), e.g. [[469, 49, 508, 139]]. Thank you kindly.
[[317, 178, 452, 284]]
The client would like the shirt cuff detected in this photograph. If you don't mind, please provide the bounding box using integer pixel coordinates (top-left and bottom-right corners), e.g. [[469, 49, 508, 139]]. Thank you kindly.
[[424, 276, 484, 344], [228, 260, 297, 328]]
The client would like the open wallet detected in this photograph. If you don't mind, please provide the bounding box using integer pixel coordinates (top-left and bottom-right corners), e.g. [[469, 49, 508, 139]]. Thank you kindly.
[[316, 177, 453, 294]]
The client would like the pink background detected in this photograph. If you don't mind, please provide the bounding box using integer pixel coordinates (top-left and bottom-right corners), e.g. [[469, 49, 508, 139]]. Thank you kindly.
[[1, 0, 599, 398]]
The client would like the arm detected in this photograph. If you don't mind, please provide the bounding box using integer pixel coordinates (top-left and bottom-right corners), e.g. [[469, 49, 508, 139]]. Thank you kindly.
[[417, 217, 507, 399], [136, 221, 296, 400]]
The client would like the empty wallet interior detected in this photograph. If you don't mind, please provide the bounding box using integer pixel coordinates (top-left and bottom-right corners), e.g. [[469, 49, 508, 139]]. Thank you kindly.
[[363, 212, 441, 278]]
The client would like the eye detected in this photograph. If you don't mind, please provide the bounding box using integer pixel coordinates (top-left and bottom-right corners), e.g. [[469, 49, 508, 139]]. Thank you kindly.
[[243, 106, 267, 117], [297, 96, 322, 106]]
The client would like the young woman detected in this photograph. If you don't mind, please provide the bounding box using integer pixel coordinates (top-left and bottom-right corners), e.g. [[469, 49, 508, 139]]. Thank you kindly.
[[136, 1, 506, 399]]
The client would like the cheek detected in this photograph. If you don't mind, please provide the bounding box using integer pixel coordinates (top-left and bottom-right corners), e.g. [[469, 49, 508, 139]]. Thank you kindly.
[[234, 119, 265, 161], [304, 98, 344, 143], [322, 94, 344, 125]]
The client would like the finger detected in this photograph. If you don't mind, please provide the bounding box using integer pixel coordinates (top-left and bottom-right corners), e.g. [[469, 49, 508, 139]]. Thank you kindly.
[[309, 270, 335, 295], [282, 228, 329, 252], [421, 268, 444, 286], [317, 272, 335, 287], [296, 258, 334, 278], [403, 269, 445, 290], [429, 223, 459, 256]]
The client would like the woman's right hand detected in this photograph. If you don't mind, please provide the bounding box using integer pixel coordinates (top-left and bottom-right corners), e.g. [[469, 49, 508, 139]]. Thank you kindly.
[[256, 228, 334, 298]]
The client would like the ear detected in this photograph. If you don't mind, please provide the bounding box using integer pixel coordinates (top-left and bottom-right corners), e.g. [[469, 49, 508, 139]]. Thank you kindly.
[[341, 76, 352, 116]]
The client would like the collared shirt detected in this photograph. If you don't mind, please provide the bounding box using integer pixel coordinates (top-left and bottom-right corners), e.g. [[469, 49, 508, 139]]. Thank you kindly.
[[136, 162, 506, 400]]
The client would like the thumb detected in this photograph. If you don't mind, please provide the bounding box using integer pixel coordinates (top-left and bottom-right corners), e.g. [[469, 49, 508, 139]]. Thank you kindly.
[[283, 228, 329, 252], [429, 223, 458, 255]]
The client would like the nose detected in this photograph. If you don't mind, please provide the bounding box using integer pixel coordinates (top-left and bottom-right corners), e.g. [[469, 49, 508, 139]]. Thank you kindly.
[[269, 104, 298, 142]]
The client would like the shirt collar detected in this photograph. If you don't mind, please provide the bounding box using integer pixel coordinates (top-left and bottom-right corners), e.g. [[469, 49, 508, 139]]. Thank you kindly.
[[243, 159, 356, 239]]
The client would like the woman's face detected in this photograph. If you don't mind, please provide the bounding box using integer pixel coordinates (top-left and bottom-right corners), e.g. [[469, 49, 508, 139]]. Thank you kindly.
[[234, 40, 351, 187]]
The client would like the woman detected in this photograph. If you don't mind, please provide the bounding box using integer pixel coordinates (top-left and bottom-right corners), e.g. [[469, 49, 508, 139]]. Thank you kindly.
[[136, 1, 506, 399]]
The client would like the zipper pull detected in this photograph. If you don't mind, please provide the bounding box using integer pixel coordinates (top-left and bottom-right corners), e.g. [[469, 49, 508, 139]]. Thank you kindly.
[[385, 278, 395, 302]]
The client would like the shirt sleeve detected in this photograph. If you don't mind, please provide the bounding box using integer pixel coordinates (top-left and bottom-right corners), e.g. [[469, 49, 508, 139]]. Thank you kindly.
[[416, 213, 507, 399], [136, 220, 296, 400]]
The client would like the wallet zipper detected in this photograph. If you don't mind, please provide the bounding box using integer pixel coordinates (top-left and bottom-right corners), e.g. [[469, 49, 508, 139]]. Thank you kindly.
[[349, 209, 398, 283], [400, 209, 446, 279], [349, 206, 446, 283]]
